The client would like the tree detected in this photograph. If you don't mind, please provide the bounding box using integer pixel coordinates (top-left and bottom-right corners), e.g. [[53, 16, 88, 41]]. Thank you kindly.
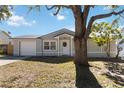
[[0, 5, 12, 21], [90, 22, 122, 57], [30, 6, 124, 87], [1, 5, 124, 87], [43, 5, 124, 66], [1, 5, 124, 66]]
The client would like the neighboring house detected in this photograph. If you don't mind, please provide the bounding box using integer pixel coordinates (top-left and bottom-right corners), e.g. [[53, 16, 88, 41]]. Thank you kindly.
[[0, 30, 11, 54], [11, 28, 117, 57]]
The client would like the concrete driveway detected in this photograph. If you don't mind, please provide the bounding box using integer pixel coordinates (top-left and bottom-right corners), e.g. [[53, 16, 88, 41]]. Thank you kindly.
[[0, 56, 28, 66]]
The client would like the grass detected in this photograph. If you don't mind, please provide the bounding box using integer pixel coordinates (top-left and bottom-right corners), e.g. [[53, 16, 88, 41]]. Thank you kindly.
[[0, 54, 6, 57], [0, 55, 3, 57], [0, 57, 124, 88]]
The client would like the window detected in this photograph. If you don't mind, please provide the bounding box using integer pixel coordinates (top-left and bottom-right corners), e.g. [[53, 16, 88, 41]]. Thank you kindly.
[[44, 42, 49, 50], [44, 41, 56, 50], [51, 42, 56, 50]]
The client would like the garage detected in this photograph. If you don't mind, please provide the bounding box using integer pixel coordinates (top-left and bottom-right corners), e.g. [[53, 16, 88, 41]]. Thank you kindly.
[[20, 39, 36, 56]]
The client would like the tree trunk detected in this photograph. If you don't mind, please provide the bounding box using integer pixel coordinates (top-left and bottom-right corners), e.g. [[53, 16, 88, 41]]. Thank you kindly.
[[74, 37, 89, 66], [106, 39, 110, 58], [116, 46, 120, 58], [73, 9, 89, 66]]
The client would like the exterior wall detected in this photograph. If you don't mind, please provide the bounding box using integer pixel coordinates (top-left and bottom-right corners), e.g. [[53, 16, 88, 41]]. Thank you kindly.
[[42, 39, 58, 56], [104, 41, 117, 57], [13, 39, 19, 56], [71, 38, 75, 56], [87, 39, 106, 57], [119, 43, 124, 57], [111, 41, 117, 57], [13, 39, 36, 56], [42, 51, 58, 56], [13, 35, 117, 57], [71, 38, 112, 57], [36, 34, 74, 56], [87, 39, 117, 57], [36, 39, 58, 56], [36, 39, 43, 56], [36, 37, 117, 57]]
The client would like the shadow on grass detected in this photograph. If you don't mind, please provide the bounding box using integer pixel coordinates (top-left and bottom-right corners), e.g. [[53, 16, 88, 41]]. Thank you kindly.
[[24, 56, 104, 87], [104, 62, 124, 86], [88, 57, 123, 63], [75, 64, 102, 88], [105, 74, 124, 86], [23, 56, 74, 64], [0, 55, 26, 60]]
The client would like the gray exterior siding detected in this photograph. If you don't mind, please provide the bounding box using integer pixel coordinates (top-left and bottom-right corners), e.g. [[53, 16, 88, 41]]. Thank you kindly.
[[13, 38, 117, 57], [36, 39, 58, 56], [36, 39, 43, 56], [13, 39, 19, 56], [42, 51, 58, 56], [12, 28, 117, 57], [35, 38, 117, 57]]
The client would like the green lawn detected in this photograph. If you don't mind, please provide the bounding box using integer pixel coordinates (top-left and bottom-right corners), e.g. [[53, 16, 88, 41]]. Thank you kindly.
[[0, 57, 123, 88]]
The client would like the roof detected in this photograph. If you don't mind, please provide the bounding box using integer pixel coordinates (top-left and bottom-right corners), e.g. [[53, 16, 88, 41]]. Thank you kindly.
[[38, 28, 75, 39], [0, 30, 11, 38], [11, 28, 75, 39], [11, 35, 39, 39]]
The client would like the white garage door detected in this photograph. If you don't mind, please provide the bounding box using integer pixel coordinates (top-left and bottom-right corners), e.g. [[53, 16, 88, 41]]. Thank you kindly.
[[20, 40, 36, 56]]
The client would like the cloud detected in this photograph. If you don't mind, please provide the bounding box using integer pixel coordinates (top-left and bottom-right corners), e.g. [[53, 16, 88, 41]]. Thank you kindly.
[[57, 14, 65, 20], [50, 13, 65, 21], [7, 12, 36, 27]]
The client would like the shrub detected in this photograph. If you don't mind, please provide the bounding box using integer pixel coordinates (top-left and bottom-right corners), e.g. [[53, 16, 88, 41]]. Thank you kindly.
[[0, 48, 4, 54]]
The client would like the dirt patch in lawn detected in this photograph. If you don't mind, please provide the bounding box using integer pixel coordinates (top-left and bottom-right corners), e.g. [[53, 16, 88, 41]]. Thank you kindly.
[[0, 57, 124, 88]]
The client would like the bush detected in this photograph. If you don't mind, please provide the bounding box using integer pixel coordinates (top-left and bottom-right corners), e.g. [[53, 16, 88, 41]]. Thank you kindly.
[[0, 48, 4, 54]]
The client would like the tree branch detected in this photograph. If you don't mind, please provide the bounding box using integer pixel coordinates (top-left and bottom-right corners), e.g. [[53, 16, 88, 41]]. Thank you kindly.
[[119, 14, 124, 18], [46, 5, 56, 10], [53, 6, 61, 15], [46, 5, 61, 15], [46, 5, 72, 16], [82, 5, 91, 28], [85, 9, 124, 38]]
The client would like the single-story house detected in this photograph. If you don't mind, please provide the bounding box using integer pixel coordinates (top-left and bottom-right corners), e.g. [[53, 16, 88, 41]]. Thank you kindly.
[[0, 30, 11, 54], [11, 28, 117, 57]]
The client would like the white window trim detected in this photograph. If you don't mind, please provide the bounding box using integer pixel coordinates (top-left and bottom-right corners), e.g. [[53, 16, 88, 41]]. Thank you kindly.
[[43, 40, 57, 51]]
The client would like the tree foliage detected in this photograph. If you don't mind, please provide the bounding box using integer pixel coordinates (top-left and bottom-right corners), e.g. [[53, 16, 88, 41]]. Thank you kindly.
[[0, 5, 12, 21], [90, 22, 122, 57], [90, 22, 122, 46], [27, 5, 124, 37]]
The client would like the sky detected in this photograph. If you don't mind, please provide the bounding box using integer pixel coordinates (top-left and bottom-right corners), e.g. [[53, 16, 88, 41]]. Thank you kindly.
[[0, 5, 124, 37]]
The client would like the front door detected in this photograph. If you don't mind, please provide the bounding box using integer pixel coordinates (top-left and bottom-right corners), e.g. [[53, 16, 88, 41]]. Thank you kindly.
[[61, 40, 70, 55]]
